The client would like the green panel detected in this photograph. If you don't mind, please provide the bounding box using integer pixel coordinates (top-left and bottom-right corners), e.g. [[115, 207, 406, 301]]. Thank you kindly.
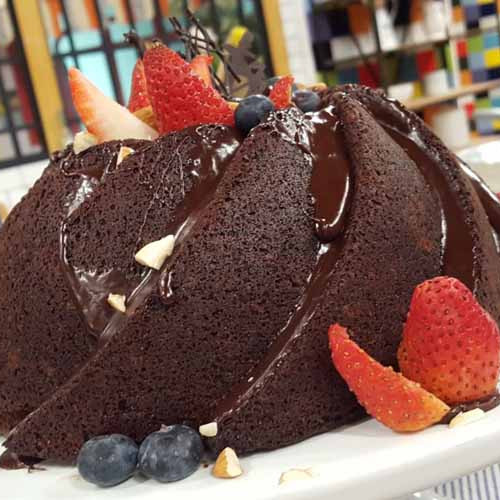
[[476, 97, 492, 108], [444, 44, 453, 72], [319, 70, 338, 86], [384, 56, 398, 83], [467, 35, 484, 53]]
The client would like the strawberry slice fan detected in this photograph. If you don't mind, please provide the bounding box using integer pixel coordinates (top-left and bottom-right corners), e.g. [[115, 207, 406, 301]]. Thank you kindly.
[[142, 41, 234, 134], [329, 276, 500, 432], [128, 59, 150, 113]]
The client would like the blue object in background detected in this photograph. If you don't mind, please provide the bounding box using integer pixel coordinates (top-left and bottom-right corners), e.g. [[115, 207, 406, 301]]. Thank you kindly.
[[338, 66, 359, 84]]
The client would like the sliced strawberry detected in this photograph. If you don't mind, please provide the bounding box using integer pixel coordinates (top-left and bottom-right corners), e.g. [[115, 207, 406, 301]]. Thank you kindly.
[[133, 105, 156, 129], [398, 276, 500, 405], [329, 324, 449, 432], [189, 55, 214, 87], [269, 76, 294, 109], [143, 42, 234, 134], [128, 59, 150, 112], [68, 68, 158, 142]]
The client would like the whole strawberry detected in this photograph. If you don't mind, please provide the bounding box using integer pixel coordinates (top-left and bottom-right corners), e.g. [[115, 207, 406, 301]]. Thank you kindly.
[[329, 324, 449, 432], [143, 42, 234, 134], [398, 276, 500, 405]]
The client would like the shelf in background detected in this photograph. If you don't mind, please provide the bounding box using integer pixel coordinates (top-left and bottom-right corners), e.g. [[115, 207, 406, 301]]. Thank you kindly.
[[316, 25, 500, 71], [403, 79, 500, 110]]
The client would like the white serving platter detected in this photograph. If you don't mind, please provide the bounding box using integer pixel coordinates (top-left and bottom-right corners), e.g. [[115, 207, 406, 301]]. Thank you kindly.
[[2, 404, 500, 500]]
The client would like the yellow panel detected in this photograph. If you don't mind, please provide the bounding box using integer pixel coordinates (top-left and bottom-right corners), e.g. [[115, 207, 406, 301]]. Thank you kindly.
[[479, 0, 493, 5], [492, 119, 500, 129], [485, 48, 500, 68], [12, 0, 65, 153], [261, 0, 290, 76]]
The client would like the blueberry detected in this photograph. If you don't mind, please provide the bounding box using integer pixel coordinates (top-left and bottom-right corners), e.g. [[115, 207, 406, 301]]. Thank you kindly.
[[235, 95, 275, 135], [138, 425, 203, 482], [293, 90, 321, 113], [77, 434, 138, 487]]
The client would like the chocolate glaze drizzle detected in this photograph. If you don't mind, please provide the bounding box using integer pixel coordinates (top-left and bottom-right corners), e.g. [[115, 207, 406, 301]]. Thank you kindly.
[[214, 105, 352, 418], [440, 391, 500, 424], [372, 96, 500, 287], [359, 97, 478, 291], [58, 141, 149, 339], [85, 126, 242, 345], [266, 107, 352, 243], [308, 111, 352, 242]]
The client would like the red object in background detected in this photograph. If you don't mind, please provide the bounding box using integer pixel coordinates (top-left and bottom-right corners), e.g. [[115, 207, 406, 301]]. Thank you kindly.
[[359, 63, 380, 88], [457, 39, 468, 59], [416, 50, 438, 76], [7, 43, 38, 145], [464, 101, 476, 119]]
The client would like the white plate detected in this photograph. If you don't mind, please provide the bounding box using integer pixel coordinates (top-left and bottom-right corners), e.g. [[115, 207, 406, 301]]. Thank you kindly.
[[2, 405, 500, 500]]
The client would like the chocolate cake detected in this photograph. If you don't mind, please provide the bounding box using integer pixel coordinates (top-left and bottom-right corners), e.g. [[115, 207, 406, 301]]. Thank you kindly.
[[2, 84, 500, 462]]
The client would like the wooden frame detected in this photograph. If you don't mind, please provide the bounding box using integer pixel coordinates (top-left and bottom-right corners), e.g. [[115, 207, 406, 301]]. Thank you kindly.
[[12, 0, 65, 153], [261, 0, 290, 75]]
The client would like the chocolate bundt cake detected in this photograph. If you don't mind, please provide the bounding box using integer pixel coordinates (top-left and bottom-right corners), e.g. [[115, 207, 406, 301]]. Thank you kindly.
[[2, 84, 500, 462]]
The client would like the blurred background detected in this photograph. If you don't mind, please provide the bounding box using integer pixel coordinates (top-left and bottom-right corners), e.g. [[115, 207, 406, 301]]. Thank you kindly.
[[2, 0, 500, 209]]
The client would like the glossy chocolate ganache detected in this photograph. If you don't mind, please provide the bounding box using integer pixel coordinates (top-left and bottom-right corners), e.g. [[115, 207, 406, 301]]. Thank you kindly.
[[3, 85, 500, 462], [440, 392, 500, 424], [61, 126, 242, 343]]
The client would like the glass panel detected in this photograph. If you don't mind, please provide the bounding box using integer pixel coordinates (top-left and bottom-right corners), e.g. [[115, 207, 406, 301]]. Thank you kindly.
[[0, 64, 15, 91], [61, 55, 78, 69], [115, 47, 137, 103], [9, 94, 24, 127], [73, 30, 103, 52], [63, 0, 102, 50], [131, 0, 155, 38], [98, 0, 133, 44], [5, 70, 34, 127], [43, 1, 103, 55], [0, 2, 14, 54], [101, 0, 155, 43], [17, 128, 43, 156], [79, 51, 115, 99], [6, 90, 34, 127], [54, 34, 72, 55], [135, 19, 154, 39], [0, 133, 15, 161]]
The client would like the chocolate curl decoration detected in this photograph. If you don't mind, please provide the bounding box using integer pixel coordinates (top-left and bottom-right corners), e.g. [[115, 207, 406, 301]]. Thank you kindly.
[[169, 9, 268, 99], [123, 31, 146, 58], [223, 31, 268, 97]]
